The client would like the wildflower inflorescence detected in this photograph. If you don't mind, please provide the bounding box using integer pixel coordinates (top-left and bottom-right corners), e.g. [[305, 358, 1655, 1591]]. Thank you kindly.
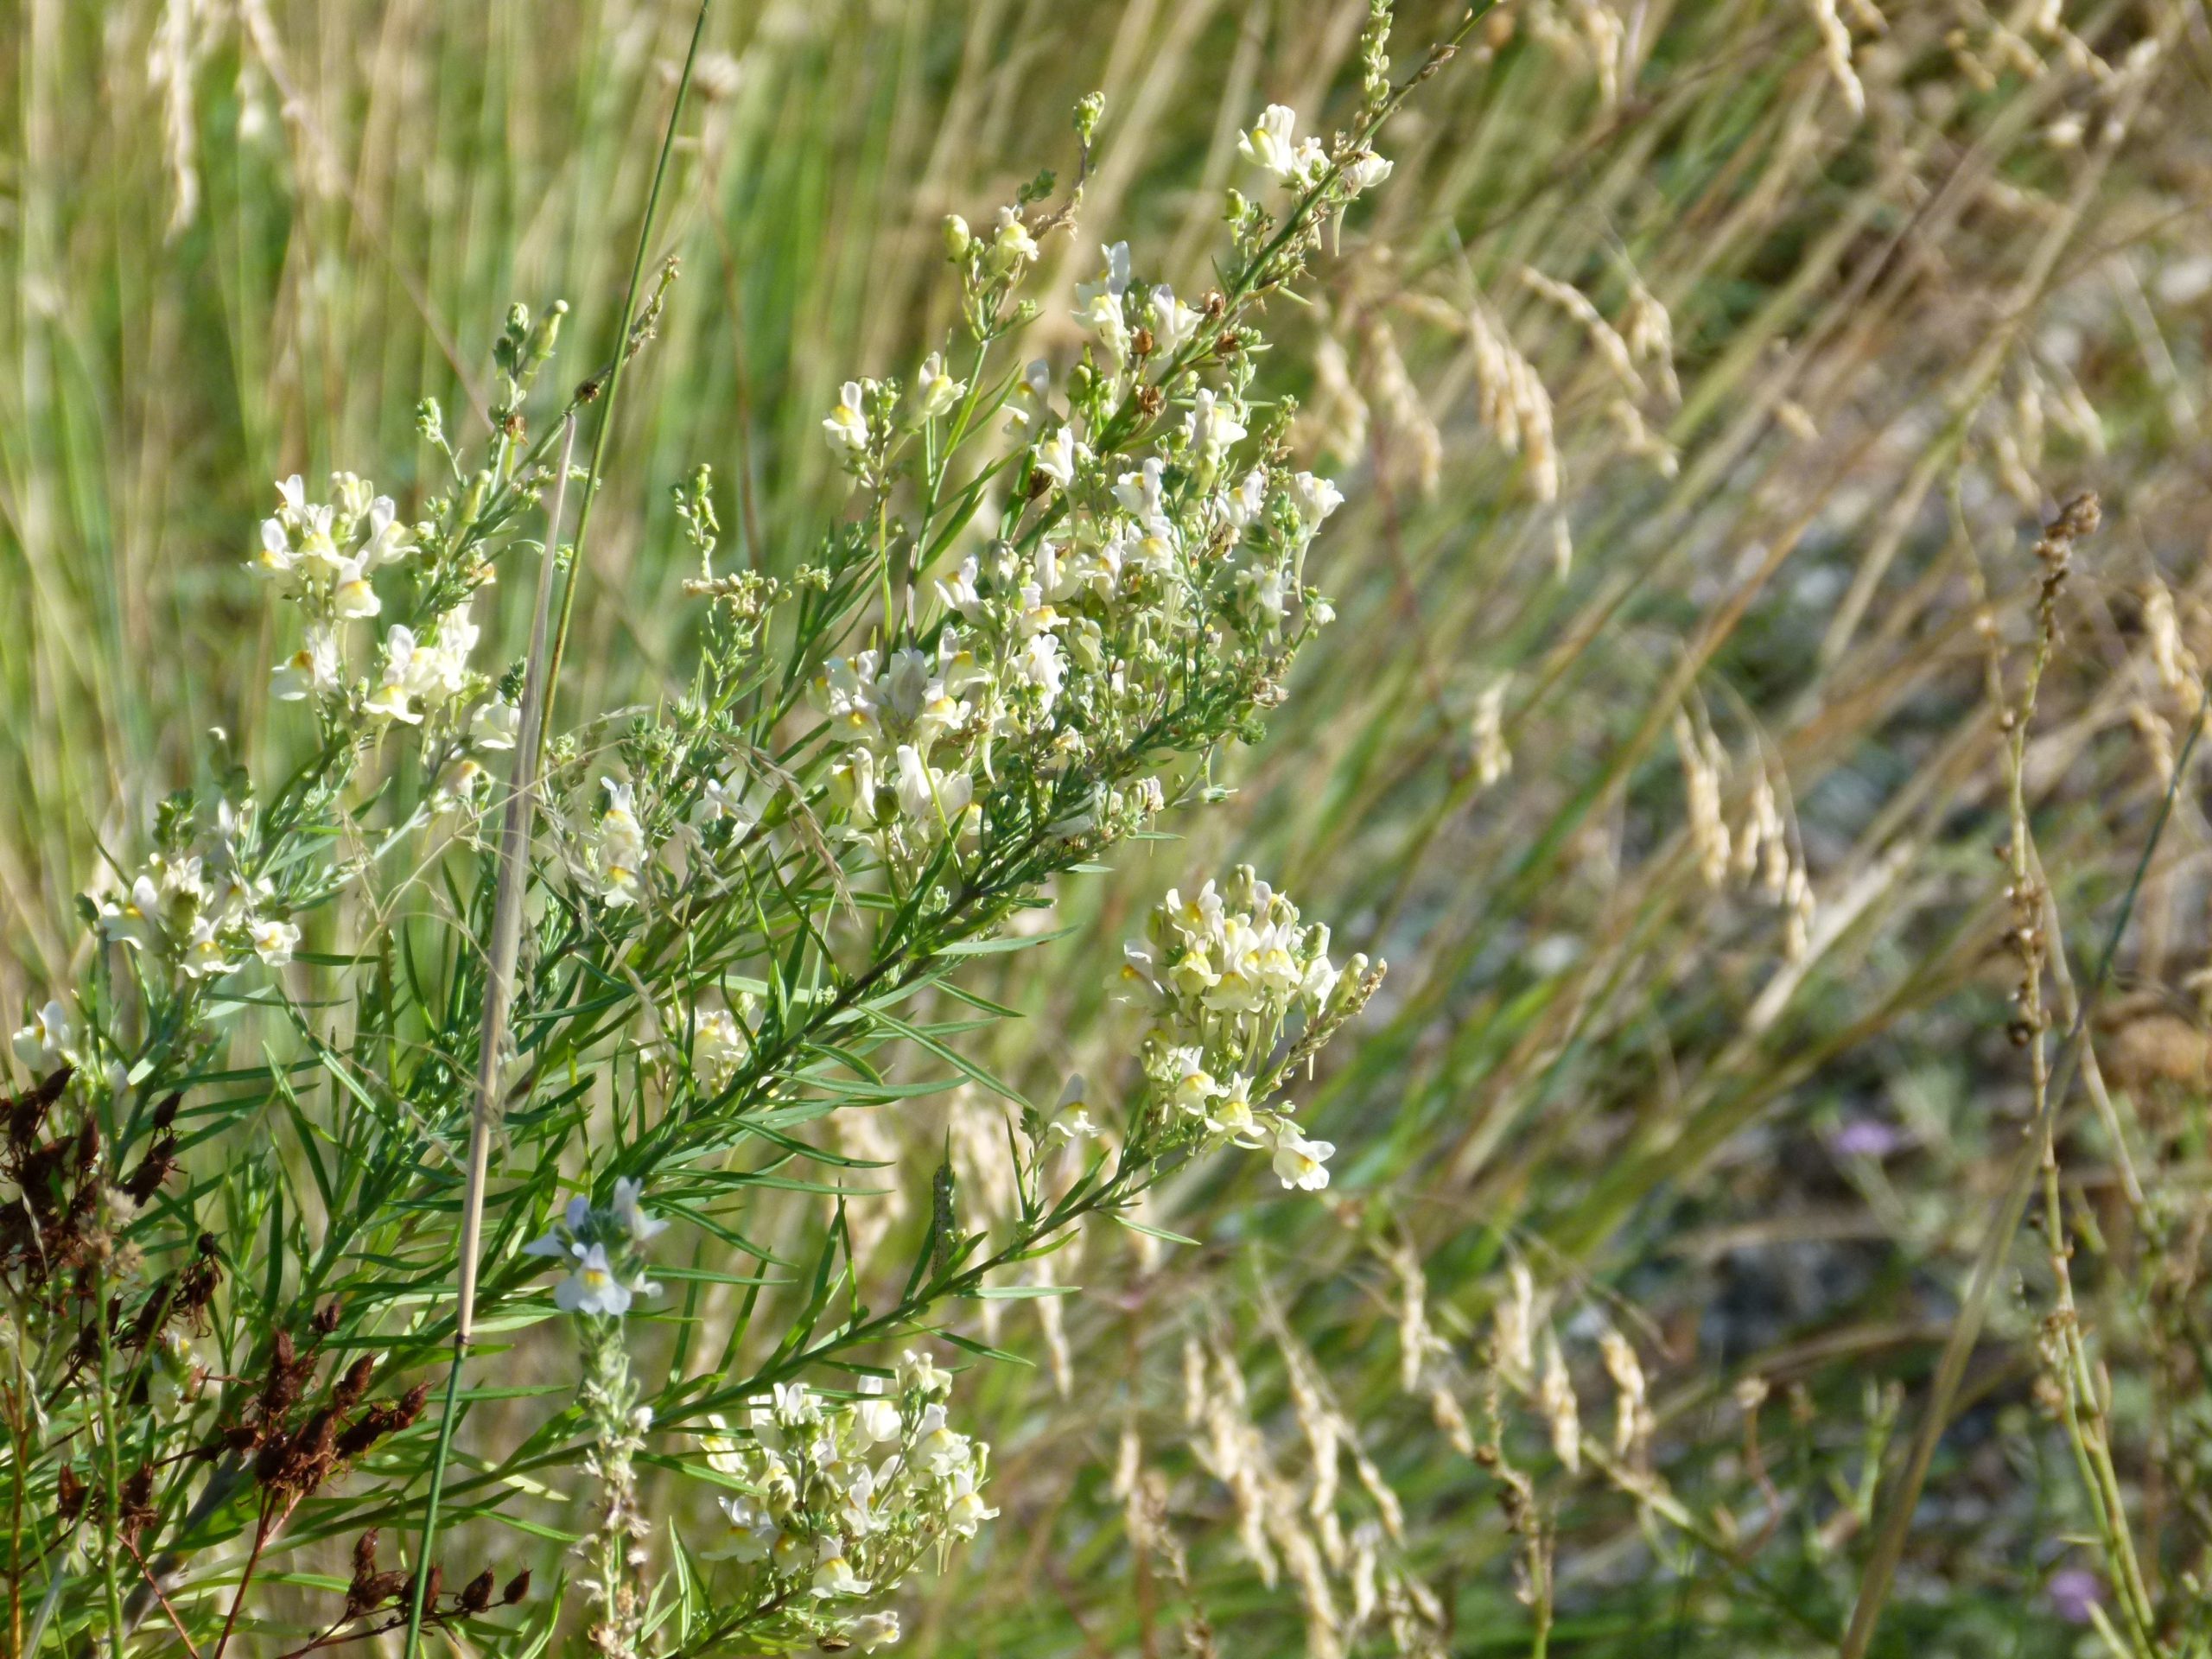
[[0, 46, 1451, 1654]]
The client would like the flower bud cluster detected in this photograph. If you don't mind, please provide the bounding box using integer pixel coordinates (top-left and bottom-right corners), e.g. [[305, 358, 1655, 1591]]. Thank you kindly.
[[248, 472, 518, 813], [699, 1354, 992, 1651], [92, 798, 300, 992], [1121, 866, 1372, 1189]]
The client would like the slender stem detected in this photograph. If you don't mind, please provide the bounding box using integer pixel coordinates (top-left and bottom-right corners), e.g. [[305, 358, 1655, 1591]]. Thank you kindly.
[[118, 1537, 204, 1659], [400, 416, 578, 1659], [541, 0, 715, 740], [91, 1260, 125, 1659], [209, 1505, 272, 1659]]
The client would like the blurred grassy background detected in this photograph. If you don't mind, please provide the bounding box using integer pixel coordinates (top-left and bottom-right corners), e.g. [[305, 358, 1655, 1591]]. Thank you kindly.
[[8, 0, 2212, 1652]]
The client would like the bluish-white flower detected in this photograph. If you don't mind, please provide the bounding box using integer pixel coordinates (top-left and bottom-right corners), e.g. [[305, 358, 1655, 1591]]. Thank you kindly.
[[611, 1176, 669, 1243], [852, 1374, 902, 1446], [553, 1241, 632, 1316]]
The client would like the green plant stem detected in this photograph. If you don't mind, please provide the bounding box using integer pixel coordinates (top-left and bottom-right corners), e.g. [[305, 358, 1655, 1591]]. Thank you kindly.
[[398, 415, 579, 1659], [542, 0, 715, 745], [91, 1261, 124, 1659]]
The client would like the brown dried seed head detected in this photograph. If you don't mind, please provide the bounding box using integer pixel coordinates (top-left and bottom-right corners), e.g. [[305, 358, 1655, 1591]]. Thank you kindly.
[[55, 1464, 85, 1525], [334, 1355, 375, 1411], [150, 1093, 180, 1130], [501, 1569, 531, 1605], [353, 1529, 381, 1575], [313, 1300, 343, 1337], [459, 1569, 495, 1614]]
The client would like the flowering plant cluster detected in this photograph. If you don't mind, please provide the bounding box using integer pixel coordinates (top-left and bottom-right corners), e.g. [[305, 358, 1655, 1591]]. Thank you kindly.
[[688, 1359, 991, 1651], [0, 6, 1477, 1648], [1122, 866, 1380, 1189]]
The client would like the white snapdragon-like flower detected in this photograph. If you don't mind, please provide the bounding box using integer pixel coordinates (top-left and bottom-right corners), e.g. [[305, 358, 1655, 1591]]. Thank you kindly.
[[1288, 471, 1345, 530], [852, 1375, 902, 1446], [823, 380, 871, 455], [1269, 1123, 1335, 1191], [988, 206, 1039, 271], [849, 1611, 902, 1651], [251, 918, 300, 967], [359, 497, 417, 566], [1077, 288, 1131, 363], [944, 1462, 1000, 1538], [1238, 103, 1303, 179], [692, 1005, 750, 1091], [1342, 149, 1395, 193], [913, 352, 967, 421], [296, 504, 341, 569], [250, 517, 297, 582], [1033, 425, 1083, 489], [365, 628, 422, 724], [331, 556, 380, 620], [810, 1539, 872, 1600], [471, 697, 521, 751], [594, 778, 646, 907], [935, 555, 982, 618], [1147, 284, 1202, 356], [913, 1403, 972, 1477], [1113, 457, 1169, 531], [1183, 388, 1248, 461], [900, 1348, 953, 1396], [1223, 467, 1268, 529], [1006, 357, 1052, 430], [12, 999, 73, 1072], [1075, 240, 1132, 308], [270, 626, 340, 702], [706, 1495, 780, 1563], [693, 772, 762, 834], [611, 1176, 669, 1243], [893, 744, 974, 827], [179, 918, 240, 980]]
